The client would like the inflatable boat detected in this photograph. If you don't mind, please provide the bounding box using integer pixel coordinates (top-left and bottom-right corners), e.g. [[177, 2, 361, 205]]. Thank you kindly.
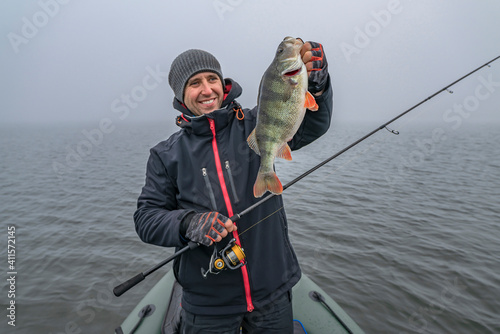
[[115, 270, 364, 333]]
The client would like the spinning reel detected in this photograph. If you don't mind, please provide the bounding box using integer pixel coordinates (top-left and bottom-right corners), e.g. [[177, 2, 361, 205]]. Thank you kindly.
[[201, 238, 246, 278]]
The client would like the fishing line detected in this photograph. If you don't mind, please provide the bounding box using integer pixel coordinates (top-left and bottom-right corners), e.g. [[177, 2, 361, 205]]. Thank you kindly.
[[318, 54, 497, 184], [279, 54, 500, 193], [237, 205, 285, 237], [114, 54, 500, 297]]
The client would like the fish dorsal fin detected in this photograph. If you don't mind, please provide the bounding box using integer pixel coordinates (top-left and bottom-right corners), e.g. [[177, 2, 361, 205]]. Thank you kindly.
[[304, 91, 319, 111], [247, 129, 260, 155], [277, 143, 292, 161]]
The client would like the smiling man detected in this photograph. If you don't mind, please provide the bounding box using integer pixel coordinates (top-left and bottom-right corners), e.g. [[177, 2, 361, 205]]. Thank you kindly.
[[184, 72, 224, 115], [134, 40, 333, 333]]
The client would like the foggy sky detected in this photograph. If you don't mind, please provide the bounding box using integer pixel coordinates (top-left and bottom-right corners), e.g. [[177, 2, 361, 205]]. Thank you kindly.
[[1, 0, 500, 126]]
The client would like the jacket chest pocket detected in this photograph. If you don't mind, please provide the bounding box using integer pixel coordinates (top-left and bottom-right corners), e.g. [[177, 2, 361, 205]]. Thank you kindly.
[[201, 167, 218, 211], [224, 161, 239, 204], [201, 161, 240, 212]]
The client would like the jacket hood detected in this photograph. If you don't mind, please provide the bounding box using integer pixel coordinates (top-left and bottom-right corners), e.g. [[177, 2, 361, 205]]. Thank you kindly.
[[172, 78, 243, 117]]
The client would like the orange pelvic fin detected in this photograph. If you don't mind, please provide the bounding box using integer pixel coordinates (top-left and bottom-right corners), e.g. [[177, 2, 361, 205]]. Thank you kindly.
[[276, 143, 292, 161], [304, 91, 319, 111], [253, 172, 283, 198]]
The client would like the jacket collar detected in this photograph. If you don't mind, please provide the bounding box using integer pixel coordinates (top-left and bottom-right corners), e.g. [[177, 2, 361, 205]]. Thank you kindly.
[[174, 78, 243, 135]]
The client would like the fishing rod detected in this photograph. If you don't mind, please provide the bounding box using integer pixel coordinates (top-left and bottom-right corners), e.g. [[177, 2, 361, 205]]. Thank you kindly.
[[114, 54, 500, 297]]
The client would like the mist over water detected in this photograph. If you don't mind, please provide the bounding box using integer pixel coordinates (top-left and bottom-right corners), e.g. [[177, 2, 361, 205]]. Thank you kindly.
[[2, 2, 500, 332], [0, 121, 499, 333]]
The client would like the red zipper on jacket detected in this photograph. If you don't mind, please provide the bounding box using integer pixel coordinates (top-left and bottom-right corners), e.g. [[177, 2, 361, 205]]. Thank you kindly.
[[208, 118, 254, 312]]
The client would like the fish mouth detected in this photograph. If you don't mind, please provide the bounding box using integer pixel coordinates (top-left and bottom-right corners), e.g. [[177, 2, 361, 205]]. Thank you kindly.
[[281, 66, 302, 77], [283, 68, 301, 77], [277, 37, 305, 77]]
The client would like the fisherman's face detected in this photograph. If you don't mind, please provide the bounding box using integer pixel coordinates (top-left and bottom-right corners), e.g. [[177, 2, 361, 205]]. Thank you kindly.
[[184, 72, 224, 116]]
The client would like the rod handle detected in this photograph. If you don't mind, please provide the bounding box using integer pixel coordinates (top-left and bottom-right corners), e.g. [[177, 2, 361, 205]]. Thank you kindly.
[[113, 273, 145, 297]]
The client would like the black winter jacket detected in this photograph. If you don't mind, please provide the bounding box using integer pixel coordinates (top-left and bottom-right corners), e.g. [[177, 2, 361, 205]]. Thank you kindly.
[[134, 77, 333, 315]]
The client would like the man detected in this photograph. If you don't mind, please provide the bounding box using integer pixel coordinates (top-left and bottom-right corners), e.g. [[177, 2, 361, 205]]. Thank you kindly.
[[134, 37, 333, 333]]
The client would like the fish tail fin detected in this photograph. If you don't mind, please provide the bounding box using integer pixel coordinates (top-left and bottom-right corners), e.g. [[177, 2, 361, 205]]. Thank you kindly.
[[304, 91, 319, 111], [247, 129, 260, 155], [254, 172, 283, 198]]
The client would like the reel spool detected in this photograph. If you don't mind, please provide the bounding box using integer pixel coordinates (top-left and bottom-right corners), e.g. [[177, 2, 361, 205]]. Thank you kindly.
[[202, 238, 245, 278], [223, 240, 245, 268]]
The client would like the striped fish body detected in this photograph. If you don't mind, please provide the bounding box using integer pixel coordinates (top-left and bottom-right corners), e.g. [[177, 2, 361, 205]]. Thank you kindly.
[[247, 37, 318, 198]]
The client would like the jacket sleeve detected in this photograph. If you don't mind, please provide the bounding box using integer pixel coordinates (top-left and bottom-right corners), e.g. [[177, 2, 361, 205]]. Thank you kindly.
[[133, 148, 192, 248], [289, 75, 333, 150]]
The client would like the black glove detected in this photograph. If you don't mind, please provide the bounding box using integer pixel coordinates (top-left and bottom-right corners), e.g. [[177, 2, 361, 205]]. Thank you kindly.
[[307, 41, 329, 94], [182, 212, 229, 246]]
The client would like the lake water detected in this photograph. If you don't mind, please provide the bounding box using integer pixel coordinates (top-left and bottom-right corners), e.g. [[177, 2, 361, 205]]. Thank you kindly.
[[0, 119, 499, 333]]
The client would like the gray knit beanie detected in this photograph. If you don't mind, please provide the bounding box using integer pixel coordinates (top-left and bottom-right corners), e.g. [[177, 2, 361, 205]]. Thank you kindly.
[[168, 49, 224, 103]]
